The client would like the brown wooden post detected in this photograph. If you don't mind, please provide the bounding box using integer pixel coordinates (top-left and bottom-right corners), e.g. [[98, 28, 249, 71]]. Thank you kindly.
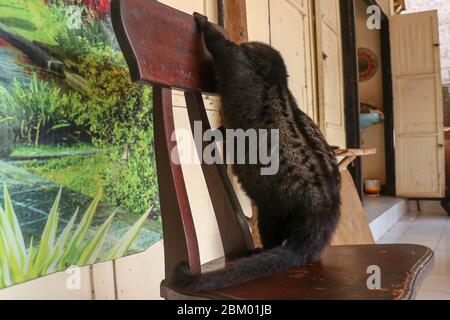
[[217, 0, 262, 248], [340, 0, 362, 199], [218, 0, 248, 43]]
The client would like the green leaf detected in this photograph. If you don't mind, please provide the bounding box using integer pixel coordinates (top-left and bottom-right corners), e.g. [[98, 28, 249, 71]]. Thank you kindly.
[[0, 183, 151, 290], [46, 208, 78, 273], [78, 210, 116, 265], [62, 191, 102, 264], [0, 205, 24, 276], [0, 253, 12, 288], [24, 238, 36, 279], [102, 209, 150, 261], [33, 188, 62, 275], [48, 123, 71, 131], [3, 184, 26, 264]]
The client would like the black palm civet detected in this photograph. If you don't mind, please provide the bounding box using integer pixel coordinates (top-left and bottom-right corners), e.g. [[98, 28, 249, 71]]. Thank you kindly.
[[172, 13, 342, 293]]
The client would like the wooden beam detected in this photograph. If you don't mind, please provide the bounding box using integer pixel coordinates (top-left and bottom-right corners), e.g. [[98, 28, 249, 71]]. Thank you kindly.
[[340, 0, 363, 198], [218, 0, 248, 43], [337, 149, 377, 172], [217, 0, 262, 248], [394, 0, 407, 13], [380, 15, 396, 196], [335, 148, 377, 157]]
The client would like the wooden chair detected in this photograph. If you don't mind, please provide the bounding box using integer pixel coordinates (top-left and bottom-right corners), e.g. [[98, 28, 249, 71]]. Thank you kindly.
[[111, 0, 434, 300]]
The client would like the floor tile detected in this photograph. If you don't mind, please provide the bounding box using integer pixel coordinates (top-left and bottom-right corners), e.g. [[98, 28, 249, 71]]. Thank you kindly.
[[416, 290, 450, 300], [377, 238, 397, 244], [421, 275, 450, 293], [436, 241, 450, 254], [432, 257, 450, 277], [383, 228, 408, 237], [398, 232, 442, 242], [394, 239, 438, 250], [407, 225, 444, 235], [377, 209, 450, 295], [387, 222, 412, 234]]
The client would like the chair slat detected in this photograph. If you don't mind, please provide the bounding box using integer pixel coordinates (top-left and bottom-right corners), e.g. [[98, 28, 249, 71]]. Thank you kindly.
[[153, 87, 201, 277], [185, 91, 254, 257]]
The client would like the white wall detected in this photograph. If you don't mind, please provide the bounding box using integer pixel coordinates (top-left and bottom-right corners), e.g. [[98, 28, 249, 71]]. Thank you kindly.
[[0, 266, 93, 300]]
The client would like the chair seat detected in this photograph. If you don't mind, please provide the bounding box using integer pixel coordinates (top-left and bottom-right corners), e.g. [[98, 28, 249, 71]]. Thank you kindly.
[[161, 244, 434, 300]]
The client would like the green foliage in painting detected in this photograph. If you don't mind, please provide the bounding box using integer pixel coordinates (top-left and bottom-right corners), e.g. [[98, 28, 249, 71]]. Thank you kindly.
[[58, 42, 159, 216], [0, 185, 150, 289], [0, 74, 87, 146], [104, 128, 160, 216], [19, 153, 110, 200], [1, 0, 159, 238]]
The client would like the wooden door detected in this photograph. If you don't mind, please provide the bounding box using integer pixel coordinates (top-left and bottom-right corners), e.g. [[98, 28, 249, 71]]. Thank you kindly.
[[390, 11, 445, 198], [269, 0, 316, 120], [315, 0, 346, 148]]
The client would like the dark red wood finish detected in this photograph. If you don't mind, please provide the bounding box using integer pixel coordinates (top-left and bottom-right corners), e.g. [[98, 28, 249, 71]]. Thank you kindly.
[[153, 87, 200, 276], [163, 244, 433, 300], [111, 0, 225, 93]]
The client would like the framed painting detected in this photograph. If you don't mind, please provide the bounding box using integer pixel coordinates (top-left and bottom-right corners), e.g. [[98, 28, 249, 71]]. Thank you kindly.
[[0, 0, 161, 289]]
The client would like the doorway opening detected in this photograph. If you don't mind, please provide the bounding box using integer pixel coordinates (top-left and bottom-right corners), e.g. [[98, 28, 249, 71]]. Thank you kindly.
[[341, 0, 396, 200]]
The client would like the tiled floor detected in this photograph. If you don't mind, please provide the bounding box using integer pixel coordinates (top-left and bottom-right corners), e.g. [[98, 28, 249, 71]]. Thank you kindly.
[[377, 210, 450, 300]]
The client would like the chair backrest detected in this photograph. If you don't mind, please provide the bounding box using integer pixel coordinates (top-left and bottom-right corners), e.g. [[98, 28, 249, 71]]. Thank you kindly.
[[111, 0, 254, 279]]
